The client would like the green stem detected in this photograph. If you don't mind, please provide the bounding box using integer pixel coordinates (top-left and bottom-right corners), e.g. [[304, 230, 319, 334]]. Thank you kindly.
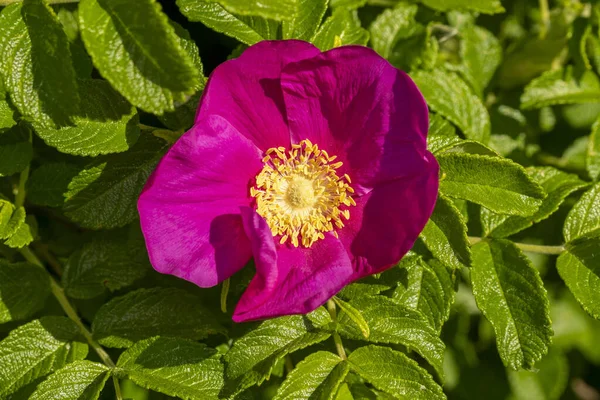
[[538, 0, 550, 38], [220, 278, 230, 313], [18, 247, 122, 398], [0, 0, 78, 3], [468, 237, 565, 255], [326, 299, 347, 360], [14, 130, 31, 208]]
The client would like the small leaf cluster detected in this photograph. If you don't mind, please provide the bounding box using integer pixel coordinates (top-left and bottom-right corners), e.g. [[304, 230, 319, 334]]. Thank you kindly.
[[0, 0, 599, 399]]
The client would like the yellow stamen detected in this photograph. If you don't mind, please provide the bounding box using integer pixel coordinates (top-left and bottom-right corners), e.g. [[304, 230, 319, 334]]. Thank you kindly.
[[251, 139, 355, 248]]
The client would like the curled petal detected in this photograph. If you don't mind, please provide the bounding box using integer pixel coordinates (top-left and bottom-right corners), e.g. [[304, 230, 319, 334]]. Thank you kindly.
[[281, 45, 429, 195], [234, 208, 354, 322], [138, 116, 262, 287], [196, 40, 320, 151]]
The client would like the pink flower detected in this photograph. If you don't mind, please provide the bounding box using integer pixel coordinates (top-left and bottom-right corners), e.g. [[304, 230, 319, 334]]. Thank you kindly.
[[138, 40, 439, 322]]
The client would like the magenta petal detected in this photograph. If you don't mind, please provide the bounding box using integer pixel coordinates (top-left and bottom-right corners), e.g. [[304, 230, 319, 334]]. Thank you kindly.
[[280, 46, 429, 194], [339, 152, 439, 280], [138, 116, 263, 288], [233, 208, 354, 322], [196, 40, 321, 151]]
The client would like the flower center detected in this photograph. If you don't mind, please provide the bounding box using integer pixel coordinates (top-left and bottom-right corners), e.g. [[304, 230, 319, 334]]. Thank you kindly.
[[251, 139, 356, 248]]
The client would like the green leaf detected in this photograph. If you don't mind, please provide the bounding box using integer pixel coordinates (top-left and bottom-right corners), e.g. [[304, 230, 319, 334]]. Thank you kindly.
[[283, 0, 327, 40], [0, 123, 32, 177], [0, 205, 35, 249], [331, 0, 366, 8], [420, 194, 471, 269], [224, 308, 332, 389], [4, 215, 35, 249], [507, 349, 569, 400], [29, 361, 110, 400], [412, 70, 491, 143], [333, 296, 370, 339], [416, 0, 503, 13], [0, 317, 88, 397], [587, 116, 600, 181], [27, 163, 81, 208], [438, 153, 546, 216], [557, 233, 600, 319], [369, 3, 420, 59], [338, 296, 445, 379], [79, 0, 201, 114], [471, 240, 552, 370], [0, 92, 16, 130], [63, 135, 167, 230], [0, 0, 79, 128], [62, 225, 150, 299], [348, 345, 446, 400], [426, 114, 461, 154], [455, 24, 502, 95], [118, 337, 224, 399], [92, 287, 224, 348], [176, 0, 272, 45], [0, 260, 50, 323], [311, 9, 369, 50], [388, 22, 438, 73], [392, 257, 454, 334], [206, 0, 295, 19], [33, 79, 139, 156], [521, 67, 600, 109], [482, 167, 588, 238], [274, 352, 348, 400], [563, 183, 600, 242]]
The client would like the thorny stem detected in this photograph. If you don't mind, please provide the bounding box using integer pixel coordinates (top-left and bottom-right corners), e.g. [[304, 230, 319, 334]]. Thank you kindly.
[[468, 237, 565, 255], [327, 299, 347, 360], [18, 247, 123, 399], [538, 0, 550, 39]]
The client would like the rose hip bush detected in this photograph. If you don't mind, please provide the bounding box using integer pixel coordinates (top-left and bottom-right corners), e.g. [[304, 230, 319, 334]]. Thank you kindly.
[[0, 0, 599, 399]]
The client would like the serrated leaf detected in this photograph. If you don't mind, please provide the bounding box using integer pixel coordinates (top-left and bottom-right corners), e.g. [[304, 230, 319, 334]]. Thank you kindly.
[[482, 167, 588, 238], [0, 260, 50, 324], [224, 308, 332, 390], [507, 349, 569, 400], [79, 0, 200, 115], [92, 287, 223, 348], [0, 92, 16, 130], [471, 240, 552, 370], [389, 22, 438, 73], [33, 79, 139, 156], [118, 337, 224, 400], [274, 352, 348, 400], [0, 0, 79, 128], [0, 317, 88, 397], [393, 255, 454, 333], [348, 345, 446, 400], [0, 123, 32, 177], [312, 9, 368, 50], [27, 163, 81, 208], [557, 233, 600, 319], [455, 24, 502, 95], [438, 153, 546, 216], [63, 135, 167, 230], [369, 3, 420, 59], [206, 0, 295, 20], [338, 296, 445, 379], [426, 114, 461, 154], [412, 70, 490, 143], [563, 183, 600, 242], [417, 0, 503, 13], [421, 194, 471, 269], [62, 225, 150, 299], [521, 67, 600, 109], [283, 0, 327, 41], [333, 296, 370, 339], [29, 361, 110, 400], [587, 116, 600, 181], [1, 207, 34, 249], [176, 0, 272, 45]]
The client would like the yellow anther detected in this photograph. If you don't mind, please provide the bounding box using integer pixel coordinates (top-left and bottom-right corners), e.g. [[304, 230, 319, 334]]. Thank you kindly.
[[250, 140, 355, 247]]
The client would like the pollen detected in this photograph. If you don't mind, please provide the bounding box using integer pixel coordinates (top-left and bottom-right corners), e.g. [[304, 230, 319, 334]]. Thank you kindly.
[[251, 139, 356, 248]]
